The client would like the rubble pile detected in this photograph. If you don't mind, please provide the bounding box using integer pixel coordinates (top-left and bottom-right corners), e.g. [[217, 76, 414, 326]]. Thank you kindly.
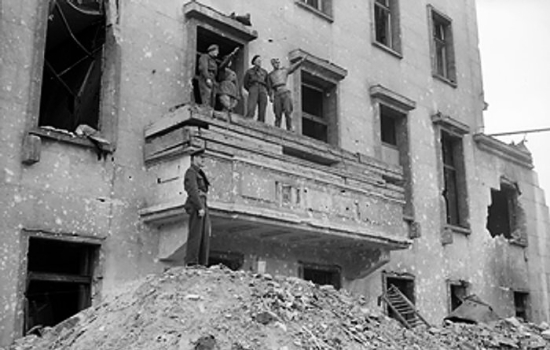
[[5, 266, 550, 350]]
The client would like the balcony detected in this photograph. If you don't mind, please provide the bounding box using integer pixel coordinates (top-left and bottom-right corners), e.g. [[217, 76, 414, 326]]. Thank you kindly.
[[140, 105, 410, 267]]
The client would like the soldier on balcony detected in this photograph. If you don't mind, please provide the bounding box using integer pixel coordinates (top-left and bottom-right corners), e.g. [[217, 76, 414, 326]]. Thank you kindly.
[[217, 59, 241, 120], [197, 45, 239, 108], [183, 148, 211, 266], [267, 55, 307, 131], [243, 55, 268, 122]]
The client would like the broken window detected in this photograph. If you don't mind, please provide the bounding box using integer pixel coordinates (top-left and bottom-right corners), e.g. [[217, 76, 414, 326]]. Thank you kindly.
[[448, 280, 469, 312], [374, 0, 401, 53], [429, 7, 456, 83], [25, 237, 99, 333], [207, 251, 244, 271], [298, 0, 333, 17], [514, 291, 529, 321], [441, 130, 467, 227], [299, 262, 341, 290], [384, 275, 415, 321], [487, 182, 520, 239], [39, 0, 106, 132]]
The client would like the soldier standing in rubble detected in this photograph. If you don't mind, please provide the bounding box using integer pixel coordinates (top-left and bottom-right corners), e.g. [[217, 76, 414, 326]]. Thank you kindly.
[[267, 55, 307, 131], [183, 148, 211, 266], [197, 45, 239, 108]]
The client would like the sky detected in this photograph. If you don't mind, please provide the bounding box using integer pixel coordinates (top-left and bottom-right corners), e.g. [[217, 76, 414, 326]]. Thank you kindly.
[[475, 0, 550, 199]]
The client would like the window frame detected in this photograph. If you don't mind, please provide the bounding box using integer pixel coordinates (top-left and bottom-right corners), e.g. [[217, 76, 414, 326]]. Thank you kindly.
[[183, 2, 258, 111], [298, 261, 342, 290], [296, 0, 334, 22], [16, 230, 103, 337], [428, 5, 457, 86], [289, 49, 347, 147], [370, 85, 416, 231], [372, 0, 402, 56], [27, 0, 118, 151], [432, 113, 470, 236]]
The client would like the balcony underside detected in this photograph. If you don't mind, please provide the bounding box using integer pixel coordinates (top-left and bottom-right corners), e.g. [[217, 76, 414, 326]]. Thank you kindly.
[[140, 200, 410, 251]]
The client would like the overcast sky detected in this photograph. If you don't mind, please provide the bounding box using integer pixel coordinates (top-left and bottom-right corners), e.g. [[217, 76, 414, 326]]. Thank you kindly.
[[476, 0, 550, 198]]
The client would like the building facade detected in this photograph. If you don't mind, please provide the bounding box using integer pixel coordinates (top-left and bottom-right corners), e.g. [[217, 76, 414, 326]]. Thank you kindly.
[[1, 0, 549, 345]]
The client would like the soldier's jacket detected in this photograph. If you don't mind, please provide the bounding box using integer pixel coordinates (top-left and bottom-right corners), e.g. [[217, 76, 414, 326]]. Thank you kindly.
[[183, 164, 210, 214]]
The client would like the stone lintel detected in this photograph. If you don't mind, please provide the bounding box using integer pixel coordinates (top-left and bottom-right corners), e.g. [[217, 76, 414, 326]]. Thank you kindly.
[[289, 48, 347, 85], [369, 84, 416, 112], [431, 112, 470, 135], [183, 1, 258, 42]]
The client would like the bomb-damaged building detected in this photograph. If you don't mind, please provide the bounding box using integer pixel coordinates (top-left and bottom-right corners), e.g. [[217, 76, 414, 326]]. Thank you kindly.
[[1, 0, 550, 345]]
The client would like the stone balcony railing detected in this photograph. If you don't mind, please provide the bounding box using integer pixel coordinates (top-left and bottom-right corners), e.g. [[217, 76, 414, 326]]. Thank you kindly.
[[139, 105, 411, 259]]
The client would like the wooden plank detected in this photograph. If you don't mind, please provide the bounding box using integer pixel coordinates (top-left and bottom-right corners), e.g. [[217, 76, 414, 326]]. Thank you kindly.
[[28, 272, 91, 284]]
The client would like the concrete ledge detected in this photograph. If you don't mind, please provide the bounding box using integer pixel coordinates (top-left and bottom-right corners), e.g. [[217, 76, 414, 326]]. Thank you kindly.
[[183, 1, 258, 42], [474, 133, 533, 169], [140, 199, 411, 250]]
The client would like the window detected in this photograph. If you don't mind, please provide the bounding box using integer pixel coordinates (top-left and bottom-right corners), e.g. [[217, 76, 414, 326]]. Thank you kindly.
[[487, 182, 520, 239], [380, 104, 405, 165], [448, 280, 469, 312], [25, 237, 99, 333], [429, 7, 456, 84], [299, 262, 341, 290], [384, 274, 415, 321], [301, 78, 331, 143], [370, 85, 416, 227], [290, 49, 347, 146], [514, 291, 529, 321], [39, 0, 106, 132], [207, 251, 244, 271], [183, 1, 257, 112], [297, 0, 333, 19], [373, 0, 401, 53], [441, 131, 467, 227], [192, 26, 245, 113]]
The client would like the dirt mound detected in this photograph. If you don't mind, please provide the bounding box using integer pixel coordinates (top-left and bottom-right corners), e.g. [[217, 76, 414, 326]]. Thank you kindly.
[[5, 266, 550, 350]]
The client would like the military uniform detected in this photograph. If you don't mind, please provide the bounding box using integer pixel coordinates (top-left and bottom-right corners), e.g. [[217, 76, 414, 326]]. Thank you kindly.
[[198, 51, 218, 107], [183, 163, 211, 266], [243, 65, 268, 121], [267, 68, 294, 130], [218, 67, 240, 112]]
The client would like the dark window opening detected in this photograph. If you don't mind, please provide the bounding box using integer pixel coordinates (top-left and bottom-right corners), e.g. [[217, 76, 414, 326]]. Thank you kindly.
[[449, 283, 467, 311], [431, 9, 456, 82], [385, 276, 415, 321], [301, 83, 327, 142], [514, 291, 529, 321], [487, 184, 518, 239], [300, 263, 341, 290], [442, 131, 464, 227], [380, 106, 398, 146], [39, 0, 106, 132], [374, 0, 391, 47], [207, 251, 244, 271], [25, 237, 99, 333], [193, 26, 245, 114], [300, 71, 337, 144]]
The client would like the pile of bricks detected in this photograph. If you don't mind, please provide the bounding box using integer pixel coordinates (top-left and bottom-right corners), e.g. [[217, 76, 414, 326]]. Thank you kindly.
[[4, 266, 550, 350]]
